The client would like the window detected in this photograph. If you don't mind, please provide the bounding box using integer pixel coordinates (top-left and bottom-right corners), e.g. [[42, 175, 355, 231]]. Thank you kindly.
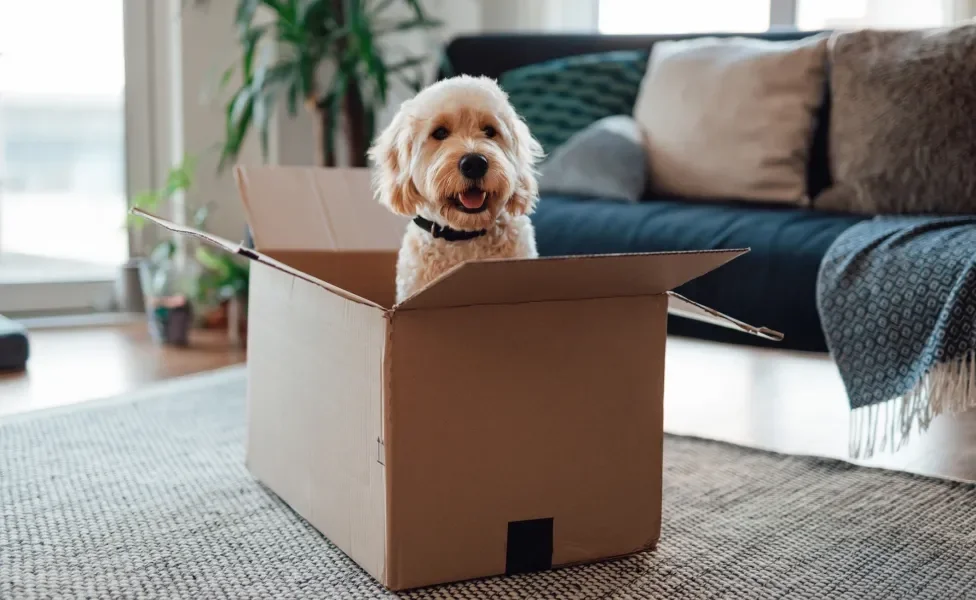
[[0, 0, 151, 314], [796, 0, 949, 30], [598, 0, 960, 34], [599, 0, 772, 34]]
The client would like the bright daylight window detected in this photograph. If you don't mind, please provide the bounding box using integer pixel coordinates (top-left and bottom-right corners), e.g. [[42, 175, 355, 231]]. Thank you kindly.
[[795, 0, 948, 29], [599, 0, 954, 34], [599, 0, 771, 34], [0, 0, 128, 307]]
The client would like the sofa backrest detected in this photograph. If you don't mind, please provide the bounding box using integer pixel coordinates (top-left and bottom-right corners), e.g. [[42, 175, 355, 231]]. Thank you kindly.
[[438, 30, 833, 199]]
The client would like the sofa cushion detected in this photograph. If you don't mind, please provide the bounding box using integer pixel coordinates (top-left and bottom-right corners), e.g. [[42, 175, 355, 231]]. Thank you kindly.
[[0, 315, 29, 371], [633, 35, 829, 206], [531, 195, 865, 352], [537, 116, 646, 203], [439, 31, 833, 199], [816, 23, 976, 215], [499, 50, 648, 155]]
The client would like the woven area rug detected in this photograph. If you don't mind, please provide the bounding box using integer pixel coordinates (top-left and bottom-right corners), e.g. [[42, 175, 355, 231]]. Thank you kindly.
[[3, 368, 976, 599]]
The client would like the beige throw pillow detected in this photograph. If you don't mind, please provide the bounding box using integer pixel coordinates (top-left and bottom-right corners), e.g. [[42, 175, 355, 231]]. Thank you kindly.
[[633, 35, 828, 205]]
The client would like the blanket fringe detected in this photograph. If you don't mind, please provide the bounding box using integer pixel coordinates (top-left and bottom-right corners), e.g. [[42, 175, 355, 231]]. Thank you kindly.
[[850, 352, 976, 459]]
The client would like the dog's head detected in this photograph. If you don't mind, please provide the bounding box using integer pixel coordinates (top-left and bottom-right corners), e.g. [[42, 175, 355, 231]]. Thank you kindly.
[[368, 75, 544, 231]]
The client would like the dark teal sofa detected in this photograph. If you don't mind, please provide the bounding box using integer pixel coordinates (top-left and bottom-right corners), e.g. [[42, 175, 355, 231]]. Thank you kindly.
[[439, 31, 867, 353]]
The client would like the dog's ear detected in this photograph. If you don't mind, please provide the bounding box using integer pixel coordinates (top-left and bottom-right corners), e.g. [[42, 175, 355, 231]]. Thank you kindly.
[[368, 111, 424, 216], [507, 116, 545, 217]]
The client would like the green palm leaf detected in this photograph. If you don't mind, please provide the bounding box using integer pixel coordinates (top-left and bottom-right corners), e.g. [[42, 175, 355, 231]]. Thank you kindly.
[[217, 0, 441, 170]]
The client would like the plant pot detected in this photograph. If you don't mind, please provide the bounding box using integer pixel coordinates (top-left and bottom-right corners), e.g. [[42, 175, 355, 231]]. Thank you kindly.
[[145, 295, 194, 346]]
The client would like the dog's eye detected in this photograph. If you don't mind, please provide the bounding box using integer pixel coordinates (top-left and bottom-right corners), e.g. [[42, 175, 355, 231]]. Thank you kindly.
[[431, 126, 449, 141], [483, 125, 497, 138]]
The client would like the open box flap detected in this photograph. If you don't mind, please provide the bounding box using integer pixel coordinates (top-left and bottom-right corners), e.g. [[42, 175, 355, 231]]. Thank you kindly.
[[130, 208, 385, 310], [667, 291, 783, 341], [234, 166, 408, 252], [396, 249, 748, 311]]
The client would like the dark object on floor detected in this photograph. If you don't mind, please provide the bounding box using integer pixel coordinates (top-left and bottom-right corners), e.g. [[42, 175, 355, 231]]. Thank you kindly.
[[0, 314, 29, 371], [438, 30, 868, 353]]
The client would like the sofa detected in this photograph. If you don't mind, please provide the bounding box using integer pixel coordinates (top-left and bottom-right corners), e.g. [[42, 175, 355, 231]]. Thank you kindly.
[[438, 31, 868, 354]]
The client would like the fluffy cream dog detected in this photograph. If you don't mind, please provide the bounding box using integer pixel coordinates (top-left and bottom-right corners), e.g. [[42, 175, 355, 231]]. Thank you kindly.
[[368, 75, 544, 303]]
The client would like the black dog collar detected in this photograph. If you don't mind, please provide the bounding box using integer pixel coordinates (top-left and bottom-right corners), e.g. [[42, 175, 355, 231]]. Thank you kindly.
[[413, 216, 487, 242]]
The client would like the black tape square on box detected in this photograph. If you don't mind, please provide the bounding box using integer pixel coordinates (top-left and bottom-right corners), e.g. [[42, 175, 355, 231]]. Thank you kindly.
[[505, 518, 553, 575]]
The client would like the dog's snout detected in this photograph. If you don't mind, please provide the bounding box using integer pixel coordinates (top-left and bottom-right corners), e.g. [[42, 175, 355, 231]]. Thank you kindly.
[[458, 153, 489, 180]]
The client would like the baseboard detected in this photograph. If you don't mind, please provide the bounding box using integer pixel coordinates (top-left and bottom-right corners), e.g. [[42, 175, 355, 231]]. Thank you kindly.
[[16, 312, 146, 330]]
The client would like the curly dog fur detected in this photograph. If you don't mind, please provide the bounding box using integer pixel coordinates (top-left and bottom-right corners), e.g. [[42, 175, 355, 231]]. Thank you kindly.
[[368, 75, 544, 303]]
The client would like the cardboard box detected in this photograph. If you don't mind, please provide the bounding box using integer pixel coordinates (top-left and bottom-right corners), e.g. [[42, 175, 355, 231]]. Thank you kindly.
[[135, 166, 782, 591]]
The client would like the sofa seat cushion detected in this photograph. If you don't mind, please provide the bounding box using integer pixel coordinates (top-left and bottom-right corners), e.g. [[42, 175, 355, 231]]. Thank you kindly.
[[531, 195, 866, 352]]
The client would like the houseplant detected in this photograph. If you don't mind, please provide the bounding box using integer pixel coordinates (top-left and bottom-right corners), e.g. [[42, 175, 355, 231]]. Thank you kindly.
[[128, 0, 440, 342], [129, 154, 250, 346], [218, 0, 441, 169]]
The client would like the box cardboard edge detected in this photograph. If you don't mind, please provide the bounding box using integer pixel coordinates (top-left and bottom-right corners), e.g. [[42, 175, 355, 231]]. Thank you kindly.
[[381, 311, 397, 589], [667, 291, 784, 341], [393, 248, 751, 312]]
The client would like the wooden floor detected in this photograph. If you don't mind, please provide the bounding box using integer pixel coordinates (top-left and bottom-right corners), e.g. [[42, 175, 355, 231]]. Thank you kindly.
[[0, 322, 245, 417], [3, 323, 975, 482]]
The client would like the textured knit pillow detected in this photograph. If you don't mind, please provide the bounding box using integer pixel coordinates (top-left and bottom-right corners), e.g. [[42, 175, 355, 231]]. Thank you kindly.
[[633, 35, 828, 206], [500, 50, 648, 156], [537, 116, 646, 203], [814, 24, 976, 215]]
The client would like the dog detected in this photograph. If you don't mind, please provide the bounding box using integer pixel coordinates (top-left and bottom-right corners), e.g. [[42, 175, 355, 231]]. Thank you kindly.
[[368, 75, 545, 303]]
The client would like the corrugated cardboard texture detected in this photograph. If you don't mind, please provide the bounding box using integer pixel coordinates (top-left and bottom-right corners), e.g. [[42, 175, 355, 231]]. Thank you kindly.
[[245, 263, 389, 583], [235, 166, 407, 251], [397, 250, 747, 311], [385, 295, 667, 590], [266, 250, 399, 309]]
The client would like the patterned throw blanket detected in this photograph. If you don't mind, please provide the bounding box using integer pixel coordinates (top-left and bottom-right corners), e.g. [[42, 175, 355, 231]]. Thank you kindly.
[[817, 216, 976, 458]]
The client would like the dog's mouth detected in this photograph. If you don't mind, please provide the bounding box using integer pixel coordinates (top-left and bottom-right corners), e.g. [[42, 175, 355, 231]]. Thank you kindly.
[[452, 187, 490, 214]]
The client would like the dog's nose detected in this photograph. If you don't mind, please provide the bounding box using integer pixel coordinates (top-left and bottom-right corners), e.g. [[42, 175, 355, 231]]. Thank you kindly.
[[458, 153, 489, 180]]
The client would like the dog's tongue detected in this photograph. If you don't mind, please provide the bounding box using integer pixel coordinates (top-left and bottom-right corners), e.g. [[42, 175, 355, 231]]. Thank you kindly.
[[459, 189, 486, 209]]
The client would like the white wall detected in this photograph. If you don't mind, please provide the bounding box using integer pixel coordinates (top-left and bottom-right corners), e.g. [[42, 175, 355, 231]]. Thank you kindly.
[[177, 0, 262, 244]]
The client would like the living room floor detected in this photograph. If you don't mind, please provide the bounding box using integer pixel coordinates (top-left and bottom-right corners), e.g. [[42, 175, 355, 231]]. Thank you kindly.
[[3, 325, 975, 482], [0, 323, 245, 417]]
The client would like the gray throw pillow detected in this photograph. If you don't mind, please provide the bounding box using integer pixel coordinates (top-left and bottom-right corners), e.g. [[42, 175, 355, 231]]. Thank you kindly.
[[537, 115, 647, 203]]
